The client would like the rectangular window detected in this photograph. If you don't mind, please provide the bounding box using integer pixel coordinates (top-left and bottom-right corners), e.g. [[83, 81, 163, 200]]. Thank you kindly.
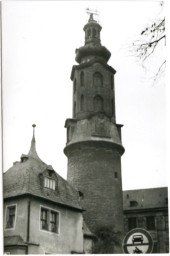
[[114, 172, 118, 179], [41, 208, 48, 230], [152, 243, 158, 253], [50, 211, 59, 233], [146, 216, 155, 230], [6, 205, 16, 229], [40, 207, 59, 234], [44, 177, 55, 190], [128, 217, 137, 231]]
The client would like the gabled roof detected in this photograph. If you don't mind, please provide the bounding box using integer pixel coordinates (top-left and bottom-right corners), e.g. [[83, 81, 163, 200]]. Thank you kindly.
[[3, 129, 82, 211], [123, 187, 168, 211]]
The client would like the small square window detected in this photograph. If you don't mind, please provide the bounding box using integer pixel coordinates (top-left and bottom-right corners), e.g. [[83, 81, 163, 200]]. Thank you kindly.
[[6, 205, 16, 229]]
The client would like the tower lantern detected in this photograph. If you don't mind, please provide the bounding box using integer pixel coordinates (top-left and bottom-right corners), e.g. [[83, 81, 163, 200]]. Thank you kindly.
[[64, 13, 125, 253], [83, 11, 102, 47]]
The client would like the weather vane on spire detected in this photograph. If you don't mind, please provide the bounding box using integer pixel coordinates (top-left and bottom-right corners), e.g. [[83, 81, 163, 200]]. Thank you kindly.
[[86, 8, 100, 23]]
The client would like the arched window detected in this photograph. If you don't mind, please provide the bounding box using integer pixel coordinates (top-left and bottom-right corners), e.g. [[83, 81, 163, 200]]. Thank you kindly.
[[74, 79, 76, 93], [74, 101, 76, 117], [111, 75, 113, 90], [80, 72, 84, 87], [111, 99, 114, 116], [80, 95, 84, 111], [93, 95, 104, 112], [88, 29, 91, 38], [93, 28, 96, 37], [93, 72, 103, 88]]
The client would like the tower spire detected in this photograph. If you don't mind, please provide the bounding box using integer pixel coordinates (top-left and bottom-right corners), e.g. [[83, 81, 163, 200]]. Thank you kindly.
[[28, 124, 41, 161]]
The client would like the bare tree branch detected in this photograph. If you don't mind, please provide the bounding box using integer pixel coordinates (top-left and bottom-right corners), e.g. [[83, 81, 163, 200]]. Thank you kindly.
[[131, 3, 165, 83]]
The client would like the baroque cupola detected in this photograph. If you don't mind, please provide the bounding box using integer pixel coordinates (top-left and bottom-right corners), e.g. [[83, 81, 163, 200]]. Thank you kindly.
[[71, 13, 117, 122], [75, 14, 111, 64]]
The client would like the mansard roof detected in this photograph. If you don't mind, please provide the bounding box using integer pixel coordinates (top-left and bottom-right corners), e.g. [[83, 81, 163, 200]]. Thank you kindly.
[[3, 129, 82, 211], [123, 187, 168, 211]]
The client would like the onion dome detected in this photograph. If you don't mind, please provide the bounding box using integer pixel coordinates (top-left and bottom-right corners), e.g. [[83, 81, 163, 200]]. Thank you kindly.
[[75, 13, 111, 64]]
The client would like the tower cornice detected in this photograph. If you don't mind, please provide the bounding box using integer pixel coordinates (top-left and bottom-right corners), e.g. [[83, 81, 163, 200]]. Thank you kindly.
[[71, 58, 116, 81], [64, 140, 125, 157]]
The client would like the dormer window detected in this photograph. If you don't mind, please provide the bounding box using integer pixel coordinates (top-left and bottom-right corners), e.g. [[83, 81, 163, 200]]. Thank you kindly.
[[44, 177, 55, 190], [21, 154, 28, 163]]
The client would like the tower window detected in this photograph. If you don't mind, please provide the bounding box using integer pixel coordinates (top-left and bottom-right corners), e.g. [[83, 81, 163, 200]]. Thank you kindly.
[[94, 95, 104, 112], [93, 72, 103, 88], [74, 79, 76, 93], [80, 71, 84, 87], [6, 205, 16, 229], [93, 28, 96, 37], [111, 75, 114, 90], [80, 94, 84, 111], [74, 101, 76, 117], [165, 197, 168, 205], [67, 126, 70, 142], [114, 172, 118, 179], [111, 99, 114, 116]]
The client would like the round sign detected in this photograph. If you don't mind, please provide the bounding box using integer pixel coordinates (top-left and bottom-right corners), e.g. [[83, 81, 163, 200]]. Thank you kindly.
[[122, 228, 154, 254]]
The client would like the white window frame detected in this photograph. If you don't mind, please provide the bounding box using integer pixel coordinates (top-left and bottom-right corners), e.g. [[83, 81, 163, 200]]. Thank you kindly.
[[44, 177, 55, 190], [39, 205, 60, 235], [4, 204, 17, 230]]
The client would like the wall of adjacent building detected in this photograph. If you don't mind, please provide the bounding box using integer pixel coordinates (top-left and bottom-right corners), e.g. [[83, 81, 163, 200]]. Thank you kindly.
[[124, 210, 169, 253], [28, 197, 84, 254]]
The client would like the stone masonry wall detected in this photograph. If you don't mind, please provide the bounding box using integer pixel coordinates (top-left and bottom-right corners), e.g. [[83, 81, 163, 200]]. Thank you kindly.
[[67, 145, 124, 249]]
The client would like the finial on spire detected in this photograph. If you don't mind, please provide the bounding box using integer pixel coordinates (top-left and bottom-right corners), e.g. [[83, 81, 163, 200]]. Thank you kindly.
[[28, 124, 42, 161], [32, 124, 36, 142]]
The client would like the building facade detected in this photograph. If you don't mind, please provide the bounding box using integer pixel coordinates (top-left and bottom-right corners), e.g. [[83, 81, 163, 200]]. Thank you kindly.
[[3, 131, 94, 254], [3, 14, 169, 254], [123, 187, 169, 253]]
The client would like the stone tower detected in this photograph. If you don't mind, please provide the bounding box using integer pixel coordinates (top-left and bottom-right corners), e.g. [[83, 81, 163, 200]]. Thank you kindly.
[[64, 14, 125, 252]]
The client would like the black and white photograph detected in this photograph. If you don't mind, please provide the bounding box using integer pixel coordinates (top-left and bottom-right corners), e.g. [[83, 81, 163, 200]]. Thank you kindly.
[[1, 1, 169, 254]]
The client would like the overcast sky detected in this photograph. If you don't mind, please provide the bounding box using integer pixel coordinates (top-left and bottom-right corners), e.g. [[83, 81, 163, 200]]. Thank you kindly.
[[2, 1, 167, 191]]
